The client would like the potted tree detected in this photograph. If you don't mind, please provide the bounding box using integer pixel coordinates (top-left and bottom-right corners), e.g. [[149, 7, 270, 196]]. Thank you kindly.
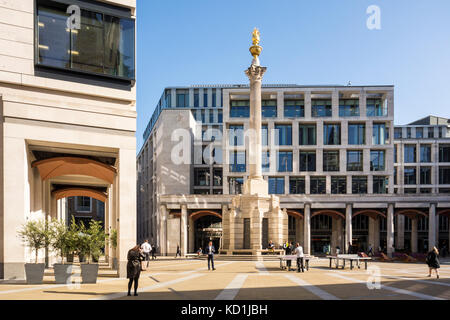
[[109, 229, 118, 270], [18, 219, 51, 284], [79, 220, 108, 284], [50, 219, 75, 284]]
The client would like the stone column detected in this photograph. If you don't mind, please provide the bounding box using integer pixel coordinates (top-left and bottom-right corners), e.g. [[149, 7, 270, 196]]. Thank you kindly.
[[368, 217, 376, 251], [244, 64, 268, 195], [159, 204, 168, 256], [117, 148, 137, 278], [387, 203, 395, 257], [429, 203, 436, 250], [188, 216, 195, 254], [180, 204, 188, 256], [304, 203, 311, 255], [331, 218, 338, 254], [396, 215, 405, 250], [336, 218, 343, 252], [374, 218, 380, 253], [411, 217, 418, 253], [345, 204, 353, 253]]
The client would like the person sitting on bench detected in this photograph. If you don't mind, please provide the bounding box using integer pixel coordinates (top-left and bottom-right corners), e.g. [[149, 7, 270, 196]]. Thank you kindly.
[[268, 240, 275, 254], [294, 243, 304, 273]]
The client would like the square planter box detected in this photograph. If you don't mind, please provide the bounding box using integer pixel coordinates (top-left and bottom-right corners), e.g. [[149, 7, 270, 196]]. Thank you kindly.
[[81, 264, 99, 284], [53, 264, 73, 284], [25, 263, 45, 284]]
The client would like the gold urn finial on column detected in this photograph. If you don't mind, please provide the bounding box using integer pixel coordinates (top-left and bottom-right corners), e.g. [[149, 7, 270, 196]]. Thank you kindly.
[[250, 27, 262, 66]]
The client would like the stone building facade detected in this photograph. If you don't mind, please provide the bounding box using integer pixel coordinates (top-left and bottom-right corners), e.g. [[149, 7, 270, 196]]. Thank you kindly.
[[0, 0, 137, 279], [137, 85, 450, 257]]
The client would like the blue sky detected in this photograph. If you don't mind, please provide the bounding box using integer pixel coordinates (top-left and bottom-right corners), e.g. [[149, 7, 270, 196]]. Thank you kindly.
[[136, 0, 450, 151]]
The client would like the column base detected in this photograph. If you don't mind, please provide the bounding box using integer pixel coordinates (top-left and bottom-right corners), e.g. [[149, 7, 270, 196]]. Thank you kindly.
[[243, 178, 268, 196], [117, 261, 128, 278], [0, 262, 25, 281]]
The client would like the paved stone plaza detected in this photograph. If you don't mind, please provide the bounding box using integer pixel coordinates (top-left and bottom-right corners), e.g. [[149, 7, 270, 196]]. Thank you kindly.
[[0, 258, 449, 300]]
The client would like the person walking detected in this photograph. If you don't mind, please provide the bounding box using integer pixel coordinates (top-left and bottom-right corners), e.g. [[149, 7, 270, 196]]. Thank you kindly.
[[140, 240, 151, 269], [206, 241, 216, 271], [127, 245, 144, 296], [175, 243, 181, 258], [294, 243, 304, 273], [368, 244, 374, 257], [151, 244, 157, 260], [426, 246, 440, 279], [285, 242, 293, 271]]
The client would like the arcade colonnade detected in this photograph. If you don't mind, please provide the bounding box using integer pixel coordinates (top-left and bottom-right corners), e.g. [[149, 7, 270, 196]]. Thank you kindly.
[[157, 197, 450, 257]]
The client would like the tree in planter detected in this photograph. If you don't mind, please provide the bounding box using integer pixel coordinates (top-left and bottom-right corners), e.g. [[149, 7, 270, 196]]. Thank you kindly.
[[88, 220, 108, 263], [18, 219, 51, 264], [18, 219, 51, 284], [49, 219, 70, 264]]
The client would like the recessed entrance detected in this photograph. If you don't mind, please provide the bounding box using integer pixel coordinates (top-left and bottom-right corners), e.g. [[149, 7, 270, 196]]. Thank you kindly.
[[194, 215, 222, 252]]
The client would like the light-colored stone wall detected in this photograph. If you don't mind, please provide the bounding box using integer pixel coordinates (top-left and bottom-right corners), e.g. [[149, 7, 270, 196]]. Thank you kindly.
[[0, 0, 137, 279]]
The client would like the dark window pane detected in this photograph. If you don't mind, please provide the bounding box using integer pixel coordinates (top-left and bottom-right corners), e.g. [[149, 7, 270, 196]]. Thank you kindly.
[[331, 177, 347, 194], [339, 99, 360, 117], [323, 151, 339, 172], [324, 124, 341, 145], [310, 177, 326, 194], [299, 151, 316, 172], [348, 124, 365, 145], [284, 100, 305, 118], [289, 177, 305, 194], [347, 151, 363, 171]]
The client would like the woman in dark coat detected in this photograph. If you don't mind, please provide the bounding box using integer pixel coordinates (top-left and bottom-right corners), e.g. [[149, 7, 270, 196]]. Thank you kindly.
[[127, 245, 144, 296], [426, 246, 440, 279]]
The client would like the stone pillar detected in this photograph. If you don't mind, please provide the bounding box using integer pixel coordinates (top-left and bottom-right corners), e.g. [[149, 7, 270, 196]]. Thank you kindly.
[[345, 204, 352, 253], [297, 217, 303, 246], [304, 203, 311, 255], [374, 217, 380, 253], [331, 218, 338, 254], [435, 213, 439, 246], [387, 203, 395, 257], [411, 218, 418, 253], [244, 64, 268, 195], [117, 148, 137, 278], [368, 217, 376, 251], [188, 216, 195, 254], [429, 203, 436, 250], [104, 197, 110, 264], [180, 204, 188, 255], [396, 215, 405, 250], [159, 204, 168, 256], [336, 218, 343, 252]]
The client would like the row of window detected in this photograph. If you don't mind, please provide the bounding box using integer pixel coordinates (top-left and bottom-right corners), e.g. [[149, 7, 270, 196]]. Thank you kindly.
[[398, 167, 450, 185], [229, 150, 386, 173], [228, 176, 388, 195], [194, 110, 223, 124], [228, 123, 388, 146], [229, 98, 388, 118], [394, 127, 446, 139], [396, 144, 450, 163]]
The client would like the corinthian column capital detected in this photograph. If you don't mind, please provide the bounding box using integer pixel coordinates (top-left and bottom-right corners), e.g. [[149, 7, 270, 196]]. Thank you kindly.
[[245, 65, 267, 82]]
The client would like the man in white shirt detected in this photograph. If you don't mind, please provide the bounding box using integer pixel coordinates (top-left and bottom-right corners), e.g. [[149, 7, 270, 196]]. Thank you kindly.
[[141, 240, 152, 269], [294, 243, 304, 273]]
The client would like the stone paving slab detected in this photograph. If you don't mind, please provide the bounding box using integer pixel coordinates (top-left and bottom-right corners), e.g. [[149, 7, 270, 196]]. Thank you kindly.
[[0, 259, 449, 300]]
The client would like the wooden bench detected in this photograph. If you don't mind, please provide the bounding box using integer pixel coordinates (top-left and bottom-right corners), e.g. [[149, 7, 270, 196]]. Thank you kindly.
[[261, 249, 284, 255], [185, 253, 201, 259], [327, 254, 372, 270]]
